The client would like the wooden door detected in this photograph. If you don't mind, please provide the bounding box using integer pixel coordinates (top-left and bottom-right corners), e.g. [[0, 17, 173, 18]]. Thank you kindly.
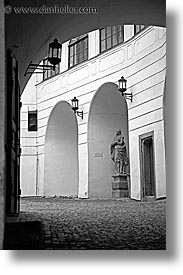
[[5, 49, 21, 216], [140, 133, 155, 198]]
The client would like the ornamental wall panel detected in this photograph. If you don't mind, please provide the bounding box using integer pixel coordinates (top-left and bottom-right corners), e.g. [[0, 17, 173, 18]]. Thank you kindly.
[[99, 49, 125, 72], [134, 29, 156, 55]]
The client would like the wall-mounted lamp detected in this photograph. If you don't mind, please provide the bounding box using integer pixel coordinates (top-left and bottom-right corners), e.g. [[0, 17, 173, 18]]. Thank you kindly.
[[24, 38, 62, 76], [47, 38, 62, 71], [118, 76, 133, 102], [71, 97, 83, 119]]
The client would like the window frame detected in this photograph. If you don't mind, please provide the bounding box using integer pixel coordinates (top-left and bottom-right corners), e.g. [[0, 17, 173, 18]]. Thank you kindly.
[[43, 58, 60, 81], [68, 35, 88, 69], [134, 25, 147, 35], [28, 110, 38, 132], [99, 25, 125, 54]]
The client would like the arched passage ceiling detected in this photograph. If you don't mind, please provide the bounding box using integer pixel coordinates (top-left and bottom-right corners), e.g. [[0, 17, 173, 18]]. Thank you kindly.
[[5, 0, 166, 93]]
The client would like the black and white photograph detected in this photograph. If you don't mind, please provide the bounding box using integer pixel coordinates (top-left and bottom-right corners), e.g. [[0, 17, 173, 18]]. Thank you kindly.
[[0, 0, 167, 252], [0, 0, 182, 271]]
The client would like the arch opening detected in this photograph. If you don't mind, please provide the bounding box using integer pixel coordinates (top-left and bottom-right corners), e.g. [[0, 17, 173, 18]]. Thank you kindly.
[[5, 0, 166, 92], [88, 82, 129, 198], [44, 101, 79, 196]]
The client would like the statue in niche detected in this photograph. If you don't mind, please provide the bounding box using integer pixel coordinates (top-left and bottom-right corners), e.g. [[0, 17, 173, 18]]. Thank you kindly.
[[110, 129, 129, 174]]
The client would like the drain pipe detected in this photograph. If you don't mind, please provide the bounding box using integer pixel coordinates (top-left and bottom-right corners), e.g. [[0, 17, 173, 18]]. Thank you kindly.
[[36, 148, 39, 196], [35, 77, 39, 196]]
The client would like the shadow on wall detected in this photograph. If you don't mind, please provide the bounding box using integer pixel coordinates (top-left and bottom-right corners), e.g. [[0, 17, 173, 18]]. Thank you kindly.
[[88, 82, 129, 198], [44, 101, 79, 197]]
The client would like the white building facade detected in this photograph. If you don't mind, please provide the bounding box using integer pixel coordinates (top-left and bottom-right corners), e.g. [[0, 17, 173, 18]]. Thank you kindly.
[[20, 25, 166, 200]]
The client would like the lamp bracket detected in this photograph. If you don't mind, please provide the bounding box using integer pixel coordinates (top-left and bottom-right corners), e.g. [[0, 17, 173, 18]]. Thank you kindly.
[[123, 92, 133, 102], [76, 111, 83, 119], [24, 61, 54, 76]]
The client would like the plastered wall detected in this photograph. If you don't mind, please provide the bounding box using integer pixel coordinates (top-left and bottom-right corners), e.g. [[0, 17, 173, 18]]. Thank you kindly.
[[88, 83, 128, 198], [20, 74, 37, 196], [20, 26, 166, 200], [44, 101, 79, 196]]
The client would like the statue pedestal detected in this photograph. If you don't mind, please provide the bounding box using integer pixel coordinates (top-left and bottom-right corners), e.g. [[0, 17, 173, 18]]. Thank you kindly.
[[112, 173, 129, 198]]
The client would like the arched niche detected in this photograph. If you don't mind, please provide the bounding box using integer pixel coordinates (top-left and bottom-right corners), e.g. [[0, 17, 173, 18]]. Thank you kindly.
[[44, 101, 79, 196], [88, 82, 129, 198]]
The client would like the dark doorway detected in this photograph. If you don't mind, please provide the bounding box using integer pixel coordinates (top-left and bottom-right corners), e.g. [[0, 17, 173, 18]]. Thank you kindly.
[[140, 132, 155, 198], [5, 50, 21, 217]]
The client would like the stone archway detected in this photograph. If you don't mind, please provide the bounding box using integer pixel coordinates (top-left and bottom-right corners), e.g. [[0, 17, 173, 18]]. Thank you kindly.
[[88, 82, 129, 198], [44, 101, 79, 196], [5, 0, 166, 92]]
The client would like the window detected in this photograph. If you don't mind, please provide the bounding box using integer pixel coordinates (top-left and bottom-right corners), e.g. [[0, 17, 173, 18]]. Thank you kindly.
[[28, 111, 37, 131], [100, 25, 124, 53], [69, 35, 88, 68], [43, 58, 59, 81], [134, 25, 146, 35]]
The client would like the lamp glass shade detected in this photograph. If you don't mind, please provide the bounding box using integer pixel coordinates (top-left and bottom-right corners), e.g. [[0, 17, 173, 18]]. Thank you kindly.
[[48, 38, 62, 66], [118, 76, 127, 92], [71, 97, 79, 112]]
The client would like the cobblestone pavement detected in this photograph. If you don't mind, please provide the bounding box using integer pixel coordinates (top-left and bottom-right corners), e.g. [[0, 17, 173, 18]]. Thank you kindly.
[[16, 197, 166, 250]]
